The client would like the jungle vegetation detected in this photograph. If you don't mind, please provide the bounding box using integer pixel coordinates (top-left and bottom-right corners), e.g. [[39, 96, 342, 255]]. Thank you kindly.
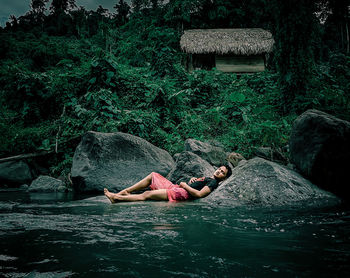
[[0, 0, 349, 176]]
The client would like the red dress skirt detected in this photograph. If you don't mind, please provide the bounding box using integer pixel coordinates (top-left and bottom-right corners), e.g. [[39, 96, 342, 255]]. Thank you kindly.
[[150, 172, 191, 202]]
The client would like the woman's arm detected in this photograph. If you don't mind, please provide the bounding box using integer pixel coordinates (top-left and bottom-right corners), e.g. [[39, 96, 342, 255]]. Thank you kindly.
[[179, 182, 211, 198]]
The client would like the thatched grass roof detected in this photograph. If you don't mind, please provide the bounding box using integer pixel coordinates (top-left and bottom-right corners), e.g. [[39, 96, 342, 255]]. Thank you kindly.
[[180, 28, 274, 55]]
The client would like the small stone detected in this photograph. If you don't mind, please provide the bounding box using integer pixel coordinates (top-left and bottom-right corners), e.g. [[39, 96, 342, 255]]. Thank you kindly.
[[29, 176, 64, 192], [19, 184, 29, 191]]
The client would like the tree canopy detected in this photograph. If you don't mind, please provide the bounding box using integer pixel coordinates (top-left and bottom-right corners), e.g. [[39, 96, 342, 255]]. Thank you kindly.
[[0, 0, 349, 176]]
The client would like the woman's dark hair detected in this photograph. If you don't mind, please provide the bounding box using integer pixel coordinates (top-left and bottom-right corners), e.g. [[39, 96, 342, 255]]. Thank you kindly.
[[223, 164, 232, 179]]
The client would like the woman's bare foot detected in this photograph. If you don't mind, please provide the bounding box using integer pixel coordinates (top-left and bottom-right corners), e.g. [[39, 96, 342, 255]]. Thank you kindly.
[[104, 188, 116, 204]]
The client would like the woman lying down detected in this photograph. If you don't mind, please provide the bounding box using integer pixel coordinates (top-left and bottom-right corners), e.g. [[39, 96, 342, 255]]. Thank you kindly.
[[104, 165, 232, 203]]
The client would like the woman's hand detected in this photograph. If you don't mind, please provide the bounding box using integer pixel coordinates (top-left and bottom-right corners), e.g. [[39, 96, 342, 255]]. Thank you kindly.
[[179, 182, 188, 188], [189, 177, 197, 184]]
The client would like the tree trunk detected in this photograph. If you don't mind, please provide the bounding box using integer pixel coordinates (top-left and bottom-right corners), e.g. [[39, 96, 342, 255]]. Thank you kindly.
[[340, 23, 344, 50], [0, 152, 51, 163], [346, 20, 349, 53]]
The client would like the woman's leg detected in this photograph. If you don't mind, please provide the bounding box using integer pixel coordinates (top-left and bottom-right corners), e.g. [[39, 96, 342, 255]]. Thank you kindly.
[[118, 173, 153, 195], [104, 188, 168, 203]]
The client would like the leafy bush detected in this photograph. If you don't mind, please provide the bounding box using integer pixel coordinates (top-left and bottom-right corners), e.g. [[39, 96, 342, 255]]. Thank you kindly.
[[1, 15, 349, 178]]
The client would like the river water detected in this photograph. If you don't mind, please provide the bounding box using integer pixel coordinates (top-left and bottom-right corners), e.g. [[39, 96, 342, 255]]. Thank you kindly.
[[0, 191, 349, 277]]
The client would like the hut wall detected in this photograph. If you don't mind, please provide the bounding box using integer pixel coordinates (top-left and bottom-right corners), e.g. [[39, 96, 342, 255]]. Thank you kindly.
[[182, 54, 194, 72], [215, 55, 265, 73], [193, 54, 215, 70]]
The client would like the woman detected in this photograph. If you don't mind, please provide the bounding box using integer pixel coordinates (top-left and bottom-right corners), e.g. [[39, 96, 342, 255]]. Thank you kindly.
[[104, 164, 232, 203]]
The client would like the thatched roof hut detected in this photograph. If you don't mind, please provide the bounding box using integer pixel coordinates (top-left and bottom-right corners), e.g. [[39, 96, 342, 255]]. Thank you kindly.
[[180, 28, 274, 73], [180, 28, 274, 55]]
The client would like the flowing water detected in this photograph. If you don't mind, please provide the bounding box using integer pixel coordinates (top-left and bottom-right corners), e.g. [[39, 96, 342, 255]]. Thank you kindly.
[[0, 190, 350, 278]]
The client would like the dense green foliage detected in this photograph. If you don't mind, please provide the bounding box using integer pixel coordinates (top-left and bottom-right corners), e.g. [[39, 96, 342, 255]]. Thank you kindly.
[[0, 0, 349, 176]]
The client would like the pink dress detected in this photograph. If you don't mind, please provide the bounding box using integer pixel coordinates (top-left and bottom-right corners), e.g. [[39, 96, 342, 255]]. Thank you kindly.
[[150, 172, 191, 202]]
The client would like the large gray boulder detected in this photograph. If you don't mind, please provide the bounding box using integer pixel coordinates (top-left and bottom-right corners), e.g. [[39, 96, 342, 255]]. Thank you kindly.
[[202, 157, 339, 207], [29, 175, 66, 192], [0, 160, 34, 186], [184, 139, 228, 166], [289, 110, 350, 199], [71, 131, 175, 193], [166, 151, 215, 184]]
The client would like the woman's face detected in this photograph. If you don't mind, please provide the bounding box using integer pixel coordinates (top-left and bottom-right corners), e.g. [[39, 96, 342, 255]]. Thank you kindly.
[[214, 166, 228, 180]]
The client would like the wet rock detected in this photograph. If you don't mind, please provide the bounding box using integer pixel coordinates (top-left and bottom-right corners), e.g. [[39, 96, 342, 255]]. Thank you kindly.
[[184, 138, 228, 166], [202, 157, 339, 207], [0, 160, 34, 186], [167, 151, 215, 184], [289, 109, 350, 199], [71, 131, 175, 193], [29, 176, 66, 192]]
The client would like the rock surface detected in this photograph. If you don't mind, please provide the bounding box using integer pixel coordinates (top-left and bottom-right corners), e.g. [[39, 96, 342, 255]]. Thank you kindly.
[[202, 157, 339, 207], [29, 175, 66, 192], [166, 151, 215, 184], [254, 147, 288, 164], [226, 152, 246, 167], [184, 139, 228, 166], [289, 109, 350, 199], [71, 131, 175, 192], [0, 160, 34, 186]]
